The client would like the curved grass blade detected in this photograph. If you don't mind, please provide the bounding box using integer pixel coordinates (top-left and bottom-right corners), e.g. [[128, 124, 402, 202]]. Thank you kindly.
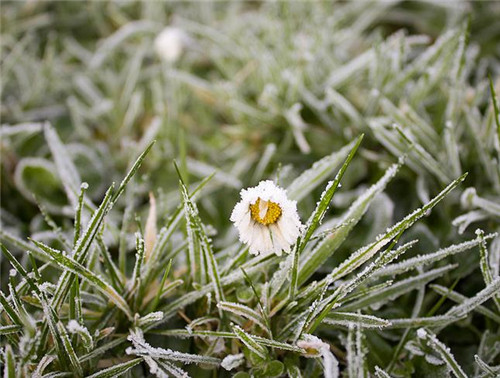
[[86, 358, 142, 378], [417, 328, 467, 378], [32, 240, 133, 319]]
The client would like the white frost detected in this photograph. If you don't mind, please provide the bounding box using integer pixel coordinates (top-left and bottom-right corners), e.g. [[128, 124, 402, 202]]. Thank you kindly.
[[221, 353, 245, 371]]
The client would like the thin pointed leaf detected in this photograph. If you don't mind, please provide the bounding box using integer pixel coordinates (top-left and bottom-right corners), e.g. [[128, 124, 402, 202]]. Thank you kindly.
[[287, 138, 361, 202], [32, 240, 132, 319], [324, 312, 391, 329], [417, 328, 467, 378], [339, 264, 456, 311], [232, 324, 268, 360], [86, 358, 142, 378], [56, 321, 83, 376], [218, 301, 267, 330], [301, 134, 364, 249], [298, 157, 402, 286], [112, 140, 155, 203]]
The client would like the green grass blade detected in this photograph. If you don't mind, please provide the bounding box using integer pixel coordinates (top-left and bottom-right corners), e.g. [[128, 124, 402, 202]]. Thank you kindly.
[[86, 358, 143, 378], [300, 134, 364, 250], [112, 139, 155, 203], [56, 321, 83, 376], [32, 240, 133, 319], [339, 264, 457, 311], [416, 328, 467, 378], [287, 137, 362, 202], [298, 157, 402, 286], [232, 324, 268, 360], [324, 173, 467, 285], [0, 325, 22, 335], [323, 312, 391, 329], [218, 301, 267, 331]]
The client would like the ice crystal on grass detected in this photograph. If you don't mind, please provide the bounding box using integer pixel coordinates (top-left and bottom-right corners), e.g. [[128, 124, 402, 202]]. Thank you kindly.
[[127, 328, 221, 367]]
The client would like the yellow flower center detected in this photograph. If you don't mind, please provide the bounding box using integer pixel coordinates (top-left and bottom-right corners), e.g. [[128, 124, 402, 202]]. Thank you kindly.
[[249, 198, 282, 225]]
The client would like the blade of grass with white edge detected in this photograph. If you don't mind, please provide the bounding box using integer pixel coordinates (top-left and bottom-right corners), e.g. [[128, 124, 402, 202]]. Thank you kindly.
[[137, 312, 164, 328], [431, 279, 500, 325], [33, 355, 57, 377], [323, 312, 391, 329], [287, 137, 362, 202], [150, 253, 276, 330], [0, 290, 22, 325], [179, 177, 225, 306], [126, 328, 221, 366], [1, 244, 40, 295], [477, 229, 500, 311], [0, 325, 22, 335], [289, 134, 364, 303], [112, 140, 156, 203], [339, 264, 457, 312], [159, 279, 184, 299], [7, 281, 33, 330], [56, 321, 83, 376], [51, 184, 114, 312], [393, 124, 452, 185], [155, 329, 235, 339], [241, 267, 272, 334], [232, 324, 268, 360], [155, 359, 190, 378], [79, 336, 128, 363], [431, 284, 500, 323], [32, 240, 133, 319], [163, 325, 307, 353], [474, 355, 500, 376], [374, 366, 392, 378], [0, 228, 51, 262], [3, 345, 16, 378], [299, 135, 364, 250], [372, 233, 496, 279], [341, 281, 394, 304], [383, 314, 464, 329], [86, 358, 143, 378], [182, 181, 203, 284], [489, 76, 500, 158], [141, 173, 215, 286], [323, 173, 467, 286], [297, 156, 403, 287], [251, 335, 305, 353], [217, 301, 268, 332], [302, 233, 416, 336], [96, 236, 123, 292], [1, 243, 40, 331], [67, 320, 93, 352], [416, 328, 467, 378], [131, 232, 145, 306], [73, 183, 88, 247], [38, 292, 72, 371]]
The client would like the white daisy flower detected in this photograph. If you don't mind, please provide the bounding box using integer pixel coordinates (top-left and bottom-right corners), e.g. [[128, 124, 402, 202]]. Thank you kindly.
[[230, 180, 303, 256]]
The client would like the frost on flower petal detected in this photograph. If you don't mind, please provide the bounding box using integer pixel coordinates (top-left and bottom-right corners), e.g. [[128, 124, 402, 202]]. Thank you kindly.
[[230, 180, 302, 256]]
